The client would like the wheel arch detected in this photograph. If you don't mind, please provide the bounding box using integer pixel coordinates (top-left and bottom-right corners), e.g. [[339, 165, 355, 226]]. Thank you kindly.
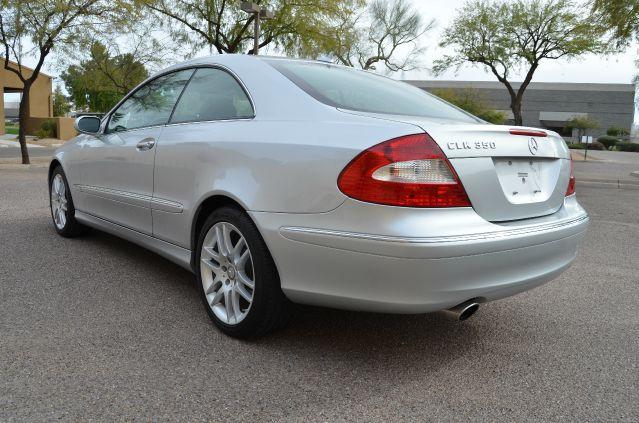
[[190, 194, 253, 271], [48, 159, 63, 186]]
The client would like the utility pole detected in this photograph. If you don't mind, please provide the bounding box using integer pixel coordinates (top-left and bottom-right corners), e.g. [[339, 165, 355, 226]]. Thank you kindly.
[[240, 2, 274, 55]]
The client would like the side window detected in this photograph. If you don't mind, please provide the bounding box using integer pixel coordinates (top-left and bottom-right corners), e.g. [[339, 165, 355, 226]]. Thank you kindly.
[[107, 69, 193, 132], [170, 68, 254, 124]]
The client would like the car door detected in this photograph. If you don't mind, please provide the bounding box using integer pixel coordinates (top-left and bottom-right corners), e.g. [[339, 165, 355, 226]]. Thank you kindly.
[[78, 69, 194, 235], [151, 67, 255, 247]]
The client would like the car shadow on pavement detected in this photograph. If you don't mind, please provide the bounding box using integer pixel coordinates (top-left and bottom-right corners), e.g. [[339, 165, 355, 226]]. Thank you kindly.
[[262, 304, 481, 356], [76, 226, 483, 367]]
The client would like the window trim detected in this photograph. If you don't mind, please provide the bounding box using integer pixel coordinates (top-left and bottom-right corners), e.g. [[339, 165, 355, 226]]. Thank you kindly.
[[102, 64, 256, 135], [166, 69, 197, 124], [104, 68, 195, 135], [166, 65, 256, 126]]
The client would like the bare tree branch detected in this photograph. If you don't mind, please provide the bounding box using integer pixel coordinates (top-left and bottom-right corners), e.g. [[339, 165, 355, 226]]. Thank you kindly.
[[327, 0, 432, 73]]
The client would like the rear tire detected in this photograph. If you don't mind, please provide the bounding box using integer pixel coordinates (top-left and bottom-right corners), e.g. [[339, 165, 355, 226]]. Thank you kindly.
[[49, 166, 86, 237], [195, 206, 290, 338]]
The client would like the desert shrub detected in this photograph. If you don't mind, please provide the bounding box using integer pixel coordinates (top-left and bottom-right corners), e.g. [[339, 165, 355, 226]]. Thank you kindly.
[[617, 142, 639, 152], [587, 141, 605, 150], [477, 110, 507, 125], [606, 126, 630, 137], [36, 119, 56, 139], [568, 142, 604, 150], [431, 88, 506, 124], [597, 136, 620, 149]]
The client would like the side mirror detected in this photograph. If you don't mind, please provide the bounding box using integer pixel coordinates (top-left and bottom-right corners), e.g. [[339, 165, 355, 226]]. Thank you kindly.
[[74, 115, 101, 135]]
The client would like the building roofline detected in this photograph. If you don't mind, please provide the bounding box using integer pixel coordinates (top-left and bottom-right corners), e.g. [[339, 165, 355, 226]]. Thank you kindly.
[[0, 57, 52, 78], [404, 80, 636, 92]]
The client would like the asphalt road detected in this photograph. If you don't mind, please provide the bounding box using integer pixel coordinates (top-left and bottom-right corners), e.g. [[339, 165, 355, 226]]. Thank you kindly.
[[572, 150, 639, 182], [0, 147, 55, 159], [1, 168, 637, 421]]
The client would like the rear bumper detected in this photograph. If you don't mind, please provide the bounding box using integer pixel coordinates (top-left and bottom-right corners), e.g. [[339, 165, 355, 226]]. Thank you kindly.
[[250, 195, 589, 313]]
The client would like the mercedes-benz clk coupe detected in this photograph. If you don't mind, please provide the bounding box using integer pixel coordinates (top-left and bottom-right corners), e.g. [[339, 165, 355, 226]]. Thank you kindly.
[[49, 55, 589, 338]]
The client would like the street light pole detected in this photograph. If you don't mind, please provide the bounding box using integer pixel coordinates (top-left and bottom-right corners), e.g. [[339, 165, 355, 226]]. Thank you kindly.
[[240, 2, 274, 55], [253, 11, 259, 55]]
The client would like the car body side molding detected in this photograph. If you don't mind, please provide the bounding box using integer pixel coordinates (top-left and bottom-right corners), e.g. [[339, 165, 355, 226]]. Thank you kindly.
[[76, 184, 183, 213]]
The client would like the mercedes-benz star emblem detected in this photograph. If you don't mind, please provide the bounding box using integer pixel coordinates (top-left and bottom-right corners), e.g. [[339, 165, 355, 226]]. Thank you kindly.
[[528, 137, 539, 155]]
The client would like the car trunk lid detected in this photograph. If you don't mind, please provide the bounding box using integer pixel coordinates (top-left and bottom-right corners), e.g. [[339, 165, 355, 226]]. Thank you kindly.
[[340, 111, 572, 222]]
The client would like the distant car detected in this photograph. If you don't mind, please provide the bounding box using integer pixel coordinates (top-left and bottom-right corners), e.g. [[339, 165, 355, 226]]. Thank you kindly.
[[49, 55, 589, 338]]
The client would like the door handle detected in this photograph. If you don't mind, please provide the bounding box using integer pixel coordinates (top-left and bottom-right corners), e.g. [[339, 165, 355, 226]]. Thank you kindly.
[[136, 138, 156, 151]]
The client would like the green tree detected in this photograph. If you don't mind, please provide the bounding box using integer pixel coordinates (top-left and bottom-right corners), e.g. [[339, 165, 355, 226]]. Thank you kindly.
[[592, 0, 639, 83], [135, 0, 362, 57], [565, 115, 599, 140], [61, 42, 149, 113], [592, 0, 639, 45], [431, 88, 507, 124], [52, 86, 71, 117], [0, 0, 128, 164], [327, 0, 435, 71], [434, 0, 612, 126], [61, 65, 120, 113], [69, 21, 171, 92]]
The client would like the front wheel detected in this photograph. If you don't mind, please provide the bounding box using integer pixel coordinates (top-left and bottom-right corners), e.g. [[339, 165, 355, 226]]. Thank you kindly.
[[196, 207, 289, 338], [49, 166, 86, 237]]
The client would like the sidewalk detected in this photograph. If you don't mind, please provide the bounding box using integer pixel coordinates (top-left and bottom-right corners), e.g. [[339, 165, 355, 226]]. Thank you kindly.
[[0, 134, 65, 149], [0, 134, 44, 148]]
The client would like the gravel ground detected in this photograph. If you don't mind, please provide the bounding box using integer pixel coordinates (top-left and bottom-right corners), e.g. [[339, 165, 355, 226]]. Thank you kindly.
[[0, 168, 637, 422]]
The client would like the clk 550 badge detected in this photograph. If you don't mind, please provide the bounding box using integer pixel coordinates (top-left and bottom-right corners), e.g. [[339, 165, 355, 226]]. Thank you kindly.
[[447, 141, 496, 150]]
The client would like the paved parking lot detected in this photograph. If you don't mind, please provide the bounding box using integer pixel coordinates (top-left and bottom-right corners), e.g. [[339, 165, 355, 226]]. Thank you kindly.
[[1, 167, 637, 421], [572, 150, 639, 183]]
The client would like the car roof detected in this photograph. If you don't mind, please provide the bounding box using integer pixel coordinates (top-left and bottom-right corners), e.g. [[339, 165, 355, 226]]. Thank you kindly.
[[162, 54, 348, 73]]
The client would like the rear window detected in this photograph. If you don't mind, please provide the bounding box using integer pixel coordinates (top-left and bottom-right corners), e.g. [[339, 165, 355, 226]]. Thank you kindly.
[[170, 67, 254, 124], [266, 60, 479, 122]]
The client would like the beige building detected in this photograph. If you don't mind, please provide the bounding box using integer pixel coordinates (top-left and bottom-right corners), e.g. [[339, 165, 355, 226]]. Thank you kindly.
[[1, 59, 53, 135]]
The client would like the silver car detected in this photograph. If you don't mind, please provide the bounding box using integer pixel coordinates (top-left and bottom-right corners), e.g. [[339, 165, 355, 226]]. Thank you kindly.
[[49, 55, 588, 338]]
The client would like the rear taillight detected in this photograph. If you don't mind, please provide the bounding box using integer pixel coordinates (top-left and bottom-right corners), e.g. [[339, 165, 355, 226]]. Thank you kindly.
[[566, 158, 576, 196], [337, 133, 471, 207]]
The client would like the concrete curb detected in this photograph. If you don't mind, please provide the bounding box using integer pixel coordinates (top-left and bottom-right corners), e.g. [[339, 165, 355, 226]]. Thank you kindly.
[[578, 180, 639, 190], [579, 177, 639, 186], [0, 140, 45, 148]]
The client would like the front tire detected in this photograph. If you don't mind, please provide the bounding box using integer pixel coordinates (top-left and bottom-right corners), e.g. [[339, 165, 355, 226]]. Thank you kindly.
[[196, 207, 289, 338], [49, 166, 86, 237]]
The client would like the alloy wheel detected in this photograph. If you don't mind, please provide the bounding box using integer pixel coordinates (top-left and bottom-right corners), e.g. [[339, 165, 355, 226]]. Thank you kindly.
[[200, 222, 255, 325], [51, 174, 68, 230]]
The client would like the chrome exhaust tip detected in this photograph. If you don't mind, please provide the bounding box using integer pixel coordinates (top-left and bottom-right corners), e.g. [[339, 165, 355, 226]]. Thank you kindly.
[[440, 300, 480, 321]]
